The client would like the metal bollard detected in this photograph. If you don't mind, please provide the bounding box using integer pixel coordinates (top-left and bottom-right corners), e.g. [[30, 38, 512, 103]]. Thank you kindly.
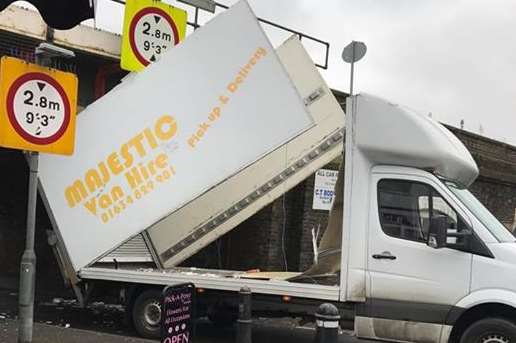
[[314, 303, 340, 343], [236, 286, 252, 343]]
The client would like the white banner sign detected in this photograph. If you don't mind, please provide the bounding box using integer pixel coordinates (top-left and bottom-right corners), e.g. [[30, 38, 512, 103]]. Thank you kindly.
[[313, 169, 338, 211], [38, 0, 313, 270]]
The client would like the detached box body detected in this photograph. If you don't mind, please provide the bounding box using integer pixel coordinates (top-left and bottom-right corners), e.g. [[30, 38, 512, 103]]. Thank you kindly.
[[38, 1, 313, 271]]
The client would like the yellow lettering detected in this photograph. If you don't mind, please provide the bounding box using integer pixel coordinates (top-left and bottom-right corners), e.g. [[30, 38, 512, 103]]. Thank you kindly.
[[208, 107, 220, 121], [143, 128, 158, 149], [227, 82, 238, 93], [121, 143, 134, 168], [111, 186, 124, 202], [107, 152, 124, 175], [98, 162, 111, 184], [85, 169, 103, 193], [257, 46, 267, 57], [138, 163, 150, 180], [72, 114, 182, 210], [128, 133, 146, 158], [125, 167, 142, 189], [155, 116, 177, 141], [99, 194, 112, 209], [219, 95, 229, 105], [155, 154, 168, 169], [188, 136, 197, 148], [147, 160, 157, 176], [65, 180, 88, 208], [84, 197, 97, 215]]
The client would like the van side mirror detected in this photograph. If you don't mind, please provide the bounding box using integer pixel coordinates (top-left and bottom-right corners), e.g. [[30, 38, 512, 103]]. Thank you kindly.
[[427, 215, 447, 249], [427, 215, 473, 250]]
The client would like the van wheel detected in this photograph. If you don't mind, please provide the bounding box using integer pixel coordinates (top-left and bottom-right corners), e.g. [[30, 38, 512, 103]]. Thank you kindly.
[[132, 289, 162, 339], [460, 318, 516, 343]]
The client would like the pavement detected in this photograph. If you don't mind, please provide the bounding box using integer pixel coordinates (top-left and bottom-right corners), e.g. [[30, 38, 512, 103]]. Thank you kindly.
[[0, 318, 370, 343], [0, 319, 154, 343], [0, 287, 372, 343]]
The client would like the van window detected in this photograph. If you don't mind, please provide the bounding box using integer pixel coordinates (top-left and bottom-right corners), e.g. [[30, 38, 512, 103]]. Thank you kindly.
[[378, 179, 464, 243], [445, 181, 516, 243]]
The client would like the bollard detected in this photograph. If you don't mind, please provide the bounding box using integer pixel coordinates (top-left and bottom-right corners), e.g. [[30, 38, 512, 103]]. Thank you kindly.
[[236, 286, 252, 343], [314, 303, 340, 343]]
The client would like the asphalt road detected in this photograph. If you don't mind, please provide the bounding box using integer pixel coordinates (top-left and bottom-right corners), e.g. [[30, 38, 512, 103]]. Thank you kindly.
[[0, 289, 373, 343]]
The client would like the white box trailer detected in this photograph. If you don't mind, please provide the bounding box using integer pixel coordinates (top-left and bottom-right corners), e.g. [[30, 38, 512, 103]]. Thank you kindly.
[[38, 1, 516, 342]]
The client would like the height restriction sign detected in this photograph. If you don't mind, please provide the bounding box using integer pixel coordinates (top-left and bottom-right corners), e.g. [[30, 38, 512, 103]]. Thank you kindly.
[[0, 57, 78, 155], [121, 0, 187, 72]]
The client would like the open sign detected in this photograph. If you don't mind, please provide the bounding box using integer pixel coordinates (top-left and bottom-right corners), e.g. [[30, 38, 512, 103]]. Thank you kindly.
[[162, 283, 195, 343]]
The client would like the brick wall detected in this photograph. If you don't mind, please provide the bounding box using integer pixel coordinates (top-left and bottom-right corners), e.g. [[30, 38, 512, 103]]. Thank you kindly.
[[183, 184, 309, 272], [195, 162, 340, 273], [449, 126, 516, 229]]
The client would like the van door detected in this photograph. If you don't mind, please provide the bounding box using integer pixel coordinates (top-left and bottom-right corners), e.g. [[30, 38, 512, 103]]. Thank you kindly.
[[364, 173, 472, 342]]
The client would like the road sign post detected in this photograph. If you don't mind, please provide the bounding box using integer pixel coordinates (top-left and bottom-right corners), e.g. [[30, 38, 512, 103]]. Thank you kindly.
[[17, 150, 38, 343], [342, 41, 367, 157], [121, 0, 187, 72], [341, 41, 367, 96], [0, 46, 78, 343]]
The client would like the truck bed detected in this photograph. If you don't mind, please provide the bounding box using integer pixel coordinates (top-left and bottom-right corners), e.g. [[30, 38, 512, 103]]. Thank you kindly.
[[79, 266, 340, 301]]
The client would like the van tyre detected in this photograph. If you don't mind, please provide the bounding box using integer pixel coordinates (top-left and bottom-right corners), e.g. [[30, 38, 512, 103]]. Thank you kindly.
[[132, 289, 162, 339], [460, 318, 516, 343]]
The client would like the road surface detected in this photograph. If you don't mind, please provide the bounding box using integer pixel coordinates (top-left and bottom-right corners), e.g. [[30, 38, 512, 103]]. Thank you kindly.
[[0, 289, 374, 342]]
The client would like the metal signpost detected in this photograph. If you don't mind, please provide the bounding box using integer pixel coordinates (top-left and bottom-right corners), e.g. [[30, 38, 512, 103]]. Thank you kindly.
[[342, 41, 366, 155], [341, 41, 367, 96], [0, 44, 77, 343], [121, 0, 188, 71]]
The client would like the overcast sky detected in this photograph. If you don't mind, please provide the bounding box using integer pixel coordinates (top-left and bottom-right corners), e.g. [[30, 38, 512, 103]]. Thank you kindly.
[[18, 0, 516, 144]]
